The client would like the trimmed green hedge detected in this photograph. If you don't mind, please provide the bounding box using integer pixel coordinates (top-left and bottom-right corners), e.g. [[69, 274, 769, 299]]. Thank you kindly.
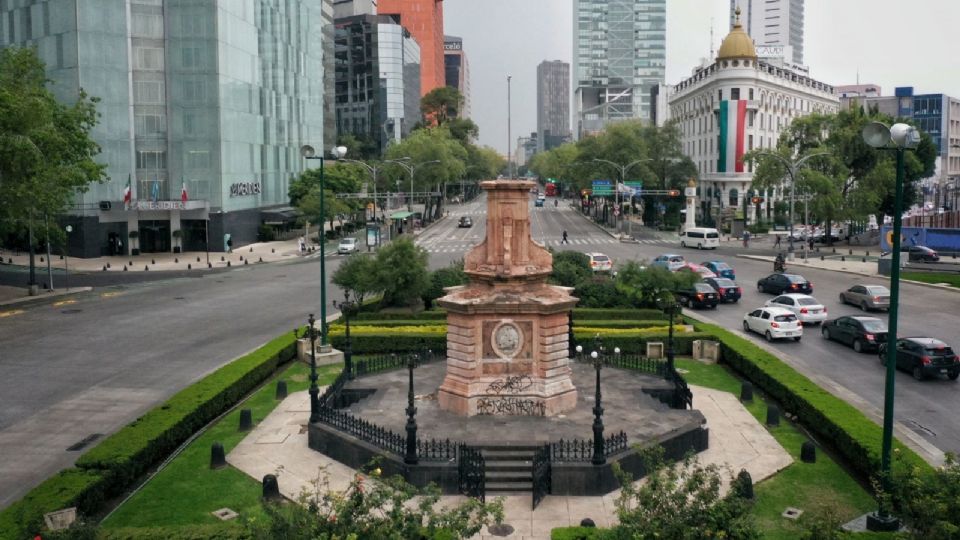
[[551, 527, 612, 540], [340, 319, 448, 327], [74, 332, 297, 499], [96, 523, 252, 540], [572, 331, 712, 355], [352, 310, 447, 321], [0, 468, 109, 540], [691, 320, 930, 480], [573, 319, 678, 329], [331, 332, 447, 354], [573, 308, 668, 320]]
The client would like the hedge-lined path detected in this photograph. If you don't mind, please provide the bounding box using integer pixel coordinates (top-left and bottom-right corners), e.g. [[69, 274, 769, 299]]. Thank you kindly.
[[228, 385, 791, 540]]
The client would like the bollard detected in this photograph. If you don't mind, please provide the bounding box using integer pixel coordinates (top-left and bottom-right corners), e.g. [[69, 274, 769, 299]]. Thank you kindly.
[[102, 265, 107, 271], [832, 248, 836, 254], [580, 518, 596, 528], [849, 249, 853, 255], [208, 262, 212, 269], [151, 259, 156, 265], [249, 247, 253, 252], [227, 261, 231, 267], [276, 380, 288, 400], [239, 409, 253, 431], [766, 404, 780, 427], [862, 257, 867, 263], [60, 254, 64, 260], [733, 469, 754, 499], [210, 442, 226, 469], [107, 262, 111, 268], [145, 265, 149, 271], [40, 256, 44, 263], [244, 259, 248, 265], [841, 256, 845, 262], [821, 255, 825, 261], [188, 264, 192, 270], [740, 381, 753, 403], [866, 251, 870, 257], [801, 441, 816, 463], [129, 261, 133, 266], [262, 474, 282, 502], [197, 256, 201, 262], [174, 258, 178, 263], [221, 256, 225, 262], [123, 265, 128, 271], [271, 248, 275, 253], [259, 257, 263, 262]]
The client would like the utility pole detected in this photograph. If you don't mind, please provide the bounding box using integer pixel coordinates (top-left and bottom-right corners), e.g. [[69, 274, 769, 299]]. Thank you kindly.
[[507, 75, 512, 178]]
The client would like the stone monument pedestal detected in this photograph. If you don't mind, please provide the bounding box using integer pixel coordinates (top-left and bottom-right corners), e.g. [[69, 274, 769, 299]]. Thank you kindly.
[[437, 180, 578, 417], [296, 339, 344, 367]]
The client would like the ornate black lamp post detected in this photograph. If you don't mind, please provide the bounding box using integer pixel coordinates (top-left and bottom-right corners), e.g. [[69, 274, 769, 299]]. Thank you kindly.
[[333, 292, 356, 380], [590, 345, 605, 465], [658, 297, 681, 379], [306, 313, 320, 423], [404, 354, 419, 465]]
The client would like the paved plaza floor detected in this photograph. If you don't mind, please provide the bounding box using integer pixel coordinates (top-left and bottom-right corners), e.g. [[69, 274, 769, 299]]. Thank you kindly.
[[228, 382, 793, 540]]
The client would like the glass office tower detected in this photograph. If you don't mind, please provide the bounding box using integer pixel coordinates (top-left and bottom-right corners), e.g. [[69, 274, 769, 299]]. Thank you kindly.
[[0, 0, 330, 256], [574, 0, 666, 137]]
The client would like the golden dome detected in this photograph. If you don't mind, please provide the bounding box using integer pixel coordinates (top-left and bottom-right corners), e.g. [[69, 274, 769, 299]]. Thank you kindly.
[[717, 7, 757, 61]]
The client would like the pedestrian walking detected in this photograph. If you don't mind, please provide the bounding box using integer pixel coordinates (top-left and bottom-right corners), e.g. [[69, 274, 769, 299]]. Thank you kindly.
[[742, 230, 751, 248], [298, 236, 305, 254], [774, 235, 781, 248], [561, 230, 569, 244], [808, 236, 815, 251]]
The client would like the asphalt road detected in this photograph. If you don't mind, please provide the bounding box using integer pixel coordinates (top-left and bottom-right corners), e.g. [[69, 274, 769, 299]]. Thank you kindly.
[[1, 192, 957, 510]]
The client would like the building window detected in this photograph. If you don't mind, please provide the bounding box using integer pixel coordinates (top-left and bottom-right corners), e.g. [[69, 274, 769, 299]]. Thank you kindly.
[[718, 89, 723, 101], [731, 88, 740, 100], [749, 88, 754, 100], [134, 81, 164, 104], [135, 114, 165, 136], [135, 47, 164, 70], [136, 150, 167, 170], [729, 188, 738, 207], [749, 111, 755, 127]]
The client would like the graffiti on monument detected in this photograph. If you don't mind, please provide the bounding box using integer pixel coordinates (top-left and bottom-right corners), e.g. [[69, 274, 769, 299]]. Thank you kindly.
[[477, 396, 546, 416], [485, 375, 533, 395]]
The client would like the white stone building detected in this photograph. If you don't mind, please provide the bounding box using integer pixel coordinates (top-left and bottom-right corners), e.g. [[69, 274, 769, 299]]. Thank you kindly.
[[666, 9, 838, 226]]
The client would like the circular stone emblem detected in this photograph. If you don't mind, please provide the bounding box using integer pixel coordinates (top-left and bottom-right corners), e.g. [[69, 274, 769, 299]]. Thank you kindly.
[[492, 322, 522, 359]]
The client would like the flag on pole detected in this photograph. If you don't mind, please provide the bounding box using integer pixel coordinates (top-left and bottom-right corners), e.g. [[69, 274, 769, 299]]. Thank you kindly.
[[181, 181, 188, 203], [717, 100, 747, 173], [151, 175, 160, 203], [123, 174, 132, 209]]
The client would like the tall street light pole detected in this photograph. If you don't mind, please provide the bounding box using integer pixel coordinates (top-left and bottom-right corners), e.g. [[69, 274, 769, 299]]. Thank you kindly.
[[300, 144, 348, 347], [340, 158, 411, 221], [393, 159, 440, 212], [753, 151, 829, 258], [507, 75, 512, 178], [861, 121, 921, 533], [593, 158, 650, 232]]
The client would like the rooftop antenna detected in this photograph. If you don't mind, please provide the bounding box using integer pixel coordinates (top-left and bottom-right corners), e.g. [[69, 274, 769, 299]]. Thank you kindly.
[[710, 17, 715, 57]]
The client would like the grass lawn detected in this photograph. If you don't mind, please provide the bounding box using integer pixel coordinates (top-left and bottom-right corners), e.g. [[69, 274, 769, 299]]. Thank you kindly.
[[102, 361, 342, 529], [901, 271, 960, 288], [674, 358, 891, 539]]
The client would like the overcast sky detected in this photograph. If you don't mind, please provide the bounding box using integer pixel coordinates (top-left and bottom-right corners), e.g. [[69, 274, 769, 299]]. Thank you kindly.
[[443, 0, 960, 156]]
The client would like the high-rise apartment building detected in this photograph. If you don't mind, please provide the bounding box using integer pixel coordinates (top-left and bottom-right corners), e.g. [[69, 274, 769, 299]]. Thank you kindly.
[[444, 35, 471, 119], [536, 60, 570, 152], [0, 0, 332, 257], [378, 0, 444, 96], [334, 14, 422, 154], [730, 0, 804, 65], [574, 0, 666, 137]]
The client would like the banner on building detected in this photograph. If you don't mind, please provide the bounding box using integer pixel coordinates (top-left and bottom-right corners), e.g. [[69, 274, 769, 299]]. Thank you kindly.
[[718, 100, 747, 173]]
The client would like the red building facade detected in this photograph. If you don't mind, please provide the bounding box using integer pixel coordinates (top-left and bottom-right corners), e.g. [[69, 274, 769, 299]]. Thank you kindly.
[[377, 0, 445, 96]]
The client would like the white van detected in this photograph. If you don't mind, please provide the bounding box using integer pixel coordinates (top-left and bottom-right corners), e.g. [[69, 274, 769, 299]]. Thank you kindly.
[[679, 227, 720, 250]]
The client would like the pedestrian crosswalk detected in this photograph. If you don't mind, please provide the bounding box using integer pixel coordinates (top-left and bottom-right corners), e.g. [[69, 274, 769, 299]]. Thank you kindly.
[[412, 236, 663, 253]]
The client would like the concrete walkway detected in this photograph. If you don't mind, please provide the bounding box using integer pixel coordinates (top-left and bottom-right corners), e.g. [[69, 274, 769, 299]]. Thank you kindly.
[[227, 384, 792, 540]]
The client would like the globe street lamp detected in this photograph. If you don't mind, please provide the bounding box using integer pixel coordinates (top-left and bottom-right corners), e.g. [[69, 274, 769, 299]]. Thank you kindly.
[[300, 144, 348, 346], [590, 347, 606, 466], [861, 121, 921, 532]]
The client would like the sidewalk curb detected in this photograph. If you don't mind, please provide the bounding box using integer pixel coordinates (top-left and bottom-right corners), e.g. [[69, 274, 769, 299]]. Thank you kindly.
[[0, 287, 94, 309], [737, 254, 960, 293], [682, 308, 946, 467]]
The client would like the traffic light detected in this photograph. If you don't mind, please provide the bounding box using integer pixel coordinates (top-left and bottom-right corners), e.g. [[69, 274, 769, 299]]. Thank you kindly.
[[669, 190, 680, 196], [751, 196, 762, 204]]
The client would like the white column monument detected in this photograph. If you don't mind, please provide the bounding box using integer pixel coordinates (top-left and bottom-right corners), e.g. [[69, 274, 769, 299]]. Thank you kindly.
[[684, 178, 698, 231]]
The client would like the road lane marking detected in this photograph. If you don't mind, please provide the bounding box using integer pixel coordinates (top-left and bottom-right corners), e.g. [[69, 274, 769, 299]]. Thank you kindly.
[[52, 299, 77, 307], [0, 309, 24, 318], [101, 292, 124, 298]]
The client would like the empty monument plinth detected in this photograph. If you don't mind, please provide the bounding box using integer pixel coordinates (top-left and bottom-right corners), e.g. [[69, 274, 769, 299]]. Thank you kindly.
[[437, 179, 578, 417]]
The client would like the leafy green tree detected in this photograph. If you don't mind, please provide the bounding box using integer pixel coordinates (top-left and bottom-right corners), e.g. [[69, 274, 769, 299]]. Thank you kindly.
[[446, 117, 479, 145], [420, 86, 464, 126], [332, 254, 380, 305], [337, 132, 381, 160], [423, 260, 468, 308], [888, 452, 960, 540], [612, 447, 759, 540], [247, 465, 504, 540], [0, 47, 106, 277], [374, 237, 430, 308], [614, 261, 698, 308], [385, 128, 467, 220], [550, 250, 592, 288], [574, 276, 632, 308], [289, 162, 366, 232]]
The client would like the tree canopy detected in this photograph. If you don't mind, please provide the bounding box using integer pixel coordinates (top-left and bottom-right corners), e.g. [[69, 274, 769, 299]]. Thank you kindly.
[[0, 47, 106, 239], [420, 86, 465, 127]]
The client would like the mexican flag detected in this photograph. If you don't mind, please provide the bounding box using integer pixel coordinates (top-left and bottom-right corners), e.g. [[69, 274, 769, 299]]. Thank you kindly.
[[718, 100, 747, 173], [123, 174, 132, 208], [181, 182, 188, 203]]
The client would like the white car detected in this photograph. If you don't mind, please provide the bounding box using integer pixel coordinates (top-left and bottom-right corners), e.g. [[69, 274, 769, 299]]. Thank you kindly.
[[764, 294, 828, 325], [743, 306, 803, 342], [587, 252, 613, 272], [337, 237, 359, 254]]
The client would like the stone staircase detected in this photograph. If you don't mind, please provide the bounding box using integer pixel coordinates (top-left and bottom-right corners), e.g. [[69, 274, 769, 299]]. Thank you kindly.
[[478, 445, 539, 493]]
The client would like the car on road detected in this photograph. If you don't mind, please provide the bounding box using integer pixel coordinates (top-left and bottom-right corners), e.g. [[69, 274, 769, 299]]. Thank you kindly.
[[701, 261, 735, 279], [821, 316, 888, 353], [674, 283, 720, 309], [337, 237, 359, 255], [458, 216, 473, 228], [651, 254, 686, 271], [757, 273, 813, 295], [743, 306, 803, 342], [675, 262, 717, 279], [764, 294, 827, 325], [879, 337, 959, 381], [839, 284, 891, 311], [537, 193, 546, 201], [587, 252, 613, 273], [534, 198, 544, 207], [903, 245, 939, 262], [702, 277, 742, 303]]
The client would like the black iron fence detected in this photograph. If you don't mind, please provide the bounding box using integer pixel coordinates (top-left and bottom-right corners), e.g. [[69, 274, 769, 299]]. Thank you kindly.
[[551, 431, 628, 462]]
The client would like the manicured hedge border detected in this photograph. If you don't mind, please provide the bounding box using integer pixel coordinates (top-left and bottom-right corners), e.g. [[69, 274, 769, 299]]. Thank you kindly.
[[572, 331, 711, 355], [331, 332, 447, 354], [573, 308, 668, 320], [690, 319, 930, 480], [352, 310, 447, 321], [0, 331, 298, 540], [569, 319, 676, 329]]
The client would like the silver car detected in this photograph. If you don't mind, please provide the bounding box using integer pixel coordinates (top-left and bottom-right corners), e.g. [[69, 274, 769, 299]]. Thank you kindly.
[[839, 284, 891, 311]]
